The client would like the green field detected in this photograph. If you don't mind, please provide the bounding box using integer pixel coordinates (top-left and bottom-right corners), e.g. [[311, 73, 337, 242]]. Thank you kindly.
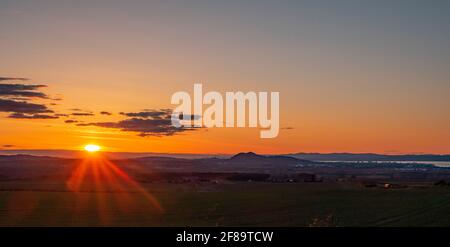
[[1, 181, 450, 226]]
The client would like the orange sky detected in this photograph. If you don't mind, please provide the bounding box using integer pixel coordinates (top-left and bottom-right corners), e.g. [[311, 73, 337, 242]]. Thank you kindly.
[[1, 1, 450, 154]]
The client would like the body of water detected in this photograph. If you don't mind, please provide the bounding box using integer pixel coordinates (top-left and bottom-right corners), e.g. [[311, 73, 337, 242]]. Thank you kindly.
[[325, 161, 450, 168]]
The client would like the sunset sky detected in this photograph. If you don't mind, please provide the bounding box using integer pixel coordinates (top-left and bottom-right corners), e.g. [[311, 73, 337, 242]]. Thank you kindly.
[[1, 0, 450, 154]]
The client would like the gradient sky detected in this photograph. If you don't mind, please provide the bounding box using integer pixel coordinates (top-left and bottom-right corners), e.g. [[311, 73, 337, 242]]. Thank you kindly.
[[1, 0, 450, 154]]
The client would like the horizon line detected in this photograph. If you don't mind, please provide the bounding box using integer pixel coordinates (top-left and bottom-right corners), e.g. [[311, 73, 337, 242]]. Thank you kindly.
[[1, 149, 450, 156]]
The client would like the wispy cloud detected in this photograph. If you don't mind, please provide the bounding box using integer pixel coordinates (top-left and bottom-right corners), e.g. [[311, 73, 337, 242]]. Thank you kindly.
[[0, 76, 60, 120], [8, 112, 59, 119], [68, 108, 94, 117], [100, 111, 112, 115], [120, 109, 172, 119], [0, 83, 48, 99], [65, 119, 79, 123], [71, 112, 95, 116], [69, 108, 86, 112], [0, 99, 53, 114], [0, 77, 29, 81], [1, 77, 199, 138]]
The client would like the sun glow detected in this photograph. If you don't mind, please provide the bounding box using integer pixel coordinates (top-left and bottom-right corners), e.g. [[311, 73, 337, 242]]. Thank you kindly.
[[66, 153, 164, 220], [84, 144, 101, 153]]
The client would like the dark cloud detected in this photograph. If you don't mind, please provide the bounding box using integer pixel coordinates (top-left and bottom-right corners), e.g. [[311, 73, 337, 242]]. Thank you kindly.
[[78, 109, 199, 136], [0, 99, 52, 114], [9, 97, 31, 101], [0, 77, 80, 122], [0, 83, 48, 99], [71, 112, 95, 116], [0, 78, 199, 138], [0, 77, 28, 81], [68, 108, 94, 116], [65, 119, 78, 124], [120, 109, 171, 119], [120, 109, 200, 121], [2, 144, 14, 148], [281, 127, 294, 130], [69, 108, 83, 111], [8, 113, 59, 119], [0, 79, 56, 119], [77, 117, 195, 136]]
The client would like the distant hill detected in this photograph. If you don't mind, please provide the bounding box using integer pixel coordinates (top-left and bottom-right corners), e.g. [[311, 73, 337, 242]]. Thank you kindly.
[[131, 152, 313, 173], [230, 152, 261, 158], [0, 152, 448, 182], [288, 153, 450, 162], [0, 154, 65, 161], [3, 149, 450, 162], [0, 152, 314, 179], [229, 152, 310, 164]]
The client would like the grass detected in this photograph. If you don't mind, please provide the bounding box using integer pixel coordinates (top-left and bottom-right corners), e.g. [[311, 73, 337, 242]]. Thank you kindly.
[[0, 181, 449, 226]]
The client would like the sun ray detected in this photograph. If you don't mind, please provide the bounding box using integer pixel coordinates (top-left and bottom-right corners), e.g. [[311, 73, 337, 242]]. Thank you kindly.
[[66, 148, 164, 224]]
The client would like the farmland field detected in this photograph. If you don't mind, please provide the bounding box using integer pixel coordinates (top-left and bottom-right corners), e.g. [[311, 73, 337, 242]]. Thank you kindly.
[[1, 181, 450, 227]]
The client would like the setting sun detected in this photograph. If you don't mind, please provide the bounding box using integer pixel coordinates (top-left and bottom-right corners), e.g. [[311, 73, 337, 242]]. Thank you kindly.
[[84, 144, 101, 153]]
